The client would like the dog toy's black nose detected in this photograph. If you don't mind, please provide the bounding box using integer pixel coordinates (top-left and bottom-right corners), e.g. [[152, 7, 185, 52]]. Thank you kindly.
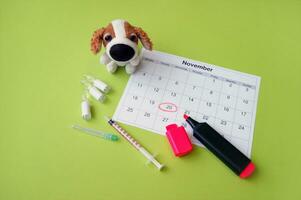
[[109, 44, 135, 62]]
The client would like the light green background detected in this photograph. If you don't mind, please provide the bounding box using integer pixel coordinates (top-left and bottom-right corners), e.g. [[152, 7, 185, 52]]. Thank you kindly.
[[1, 0, 301, 199]]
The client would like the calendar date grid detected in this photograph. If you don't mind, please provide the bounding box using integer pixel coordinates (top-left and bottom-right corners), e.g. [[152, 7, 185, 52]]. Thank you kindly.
[[121, 74, 253, 142], [128, 78, 255, 118]]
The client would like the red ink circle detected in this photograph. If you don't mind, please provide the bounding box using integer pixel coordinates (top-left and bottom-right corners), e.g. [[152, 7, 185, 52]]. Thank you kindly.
[[158, 102, 178, 112]]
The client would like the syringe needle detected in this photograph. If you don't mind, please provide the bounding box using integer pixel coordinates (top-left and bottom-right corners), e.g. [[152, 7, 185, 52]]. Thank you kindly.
[[104, 116, 110, 121], [72, 125, 118, 141]]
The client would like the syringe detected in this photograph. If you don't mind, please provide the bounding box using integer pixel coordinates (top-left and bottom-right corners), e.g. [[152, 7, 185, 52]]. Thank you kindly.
[[104, 116, 164, 170]]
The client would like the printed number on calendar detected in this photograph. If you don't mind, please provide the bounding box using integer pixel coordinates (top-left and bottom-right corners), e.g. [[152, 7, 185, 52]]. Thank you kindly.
[[206, 102, 212, 107], [184, 110, 190, 115], [221, 120, 227, 125], [203, 115, 209, 121], [188, 97, 194, 102], [154, 87, 159, 92], [162, 117, 169, 122], [243, 99, 248, 104], [238, 125, 245, 130]]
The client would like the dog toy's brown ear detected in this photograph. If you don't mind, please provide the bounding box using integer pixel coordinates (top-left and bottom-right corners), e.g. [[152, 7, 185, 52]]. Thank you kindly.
[[134, 27, 152, 50], [90, 28, 105, 54]]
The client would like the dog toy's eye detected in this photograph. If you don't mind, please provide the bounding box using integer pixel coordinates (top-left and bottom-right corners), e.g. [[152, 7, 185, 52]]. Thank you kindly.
[[104, 34, 112, 42], [129, 34, 137, 42]]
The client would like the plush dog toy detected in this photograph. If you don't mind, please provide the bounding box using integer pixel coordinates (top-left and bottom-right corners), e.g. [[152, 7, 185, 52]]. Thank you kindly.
[[90, 19, 152, 74]]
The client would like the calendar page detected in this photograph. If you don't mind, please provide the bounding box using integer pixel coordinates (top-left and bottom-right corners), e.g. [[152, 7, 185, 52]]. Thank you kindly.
[[113, 49, 261, 157]]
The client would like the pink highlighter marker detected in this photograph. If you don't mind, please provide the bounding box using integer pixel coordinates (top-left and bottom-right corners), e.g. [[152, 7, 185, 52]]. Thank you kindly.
[[184, 114, 255, 178]]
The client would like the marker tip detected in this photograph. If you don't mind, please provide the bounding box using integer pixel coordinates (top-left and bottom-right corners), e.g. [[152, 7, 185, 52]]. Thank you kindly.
[[183, 114, 189, 120]]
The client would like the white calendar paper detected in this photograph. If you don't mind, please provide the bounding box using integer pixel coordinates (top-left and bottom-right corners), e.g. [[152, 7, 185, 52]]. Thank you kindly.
[[113, 49, 261, 157]]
